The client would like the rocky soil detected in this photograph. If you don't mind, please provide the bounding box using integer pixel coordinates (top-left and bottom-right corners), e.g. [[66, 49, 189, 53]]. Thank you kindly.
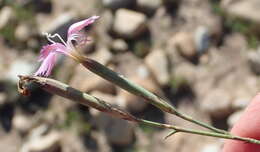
[[1, 0, 260, 151]]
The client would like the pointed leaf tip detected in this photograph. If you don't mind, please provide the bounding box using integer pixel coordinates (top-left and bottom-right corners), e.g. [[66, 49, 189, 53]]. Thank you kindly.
[[164, 130, 178, 140]]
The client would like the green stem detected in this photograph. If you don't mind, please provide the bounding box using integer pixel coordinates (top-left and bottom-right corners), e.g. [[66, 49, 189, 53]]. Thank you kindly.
[[18, 75, 260, 144], [81, 58, 227, 134], [138, 119, 260, 144]]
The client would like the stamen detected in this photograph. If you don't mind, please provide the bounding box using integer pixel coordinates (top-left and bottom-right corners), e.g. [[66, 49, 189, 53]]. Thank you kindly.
[[42, 32, 67, 46], [42, 32, 56, 44], [51, 33, 67, 46]]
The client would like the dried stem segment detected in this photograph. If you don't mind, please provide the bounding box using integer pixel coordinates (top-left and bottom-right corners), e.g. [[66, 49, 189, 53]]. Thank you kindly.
[[18, 75, 138, 122]]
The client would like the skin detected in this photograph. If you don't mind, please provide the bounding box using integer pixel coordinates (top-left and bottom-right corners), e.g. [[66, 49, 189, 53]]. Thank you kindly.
[[223, 94, 260, 152]]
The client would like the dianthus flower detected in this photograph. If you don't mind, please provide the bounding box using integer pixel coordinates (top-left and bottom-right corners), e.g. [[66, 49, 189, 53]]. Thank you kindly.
[[34, 16, 99, 76]]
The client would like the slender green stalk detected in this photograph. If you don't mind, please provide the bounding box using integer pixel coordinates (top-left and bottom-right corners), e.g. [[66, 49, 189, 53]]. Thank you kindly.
[[138, 119, 260, 144], [81, 58, 227, 134], [18, 75, 260, 144]]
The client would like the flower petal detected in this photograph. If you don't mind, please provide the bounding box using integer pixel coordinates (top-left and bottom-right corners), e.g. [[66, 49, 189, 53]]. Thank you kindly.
[[67, 32, 90, 48], [67, 16, 99, 38], [38, 43, 68, 61], [34, 52, 56, 77]]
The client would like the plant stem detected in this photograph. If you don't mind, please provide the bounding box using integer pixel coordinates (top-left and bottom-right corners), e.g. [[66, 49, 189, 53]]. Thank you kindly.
[[81, 58, 227, 134], [18, 75, 260, 144], [18, 75, 137, 122], [138, 119, 260, 144]]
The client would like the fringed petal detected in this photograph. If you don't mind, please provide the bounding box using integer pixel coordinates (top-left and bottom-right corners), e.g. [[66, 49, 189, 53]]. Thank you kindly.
[[38, 43, 68, 61], [34, 52, 56, 77], [67, 16, 99, 38]]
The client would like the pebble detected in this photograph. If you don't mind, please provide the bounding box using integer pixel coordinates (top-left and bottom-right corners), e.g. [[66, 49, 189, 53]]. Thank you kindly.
[[36, 13, 74, 33], [201, 89, 232, 118], [7, 59, 36, 83], [221, 0, 260, 24], [137, 0, 162, 12], [15, 24, 32, 41], [194, 26, 210, 54], [0, 6, 13, 29], [247, 49, 260, 75], [231, 97, 250, 110], [227, 110, 243, 128], [102, 0, 135, 10], [13, 114, 34, 134], [89, 47, 113, 65], [111, 39, 128, 53], [173, 62, 197, 85], [169, 31, 197, 59], [61, 132, 90, 152], [90, 108, 135, 146], [200, 142, 222, 152], [0, 131, 21, 152], [144, 49, 169, 86], [0, 93, 7, 105], [113, 9, 147, 38], [21, 125, 61, 152]]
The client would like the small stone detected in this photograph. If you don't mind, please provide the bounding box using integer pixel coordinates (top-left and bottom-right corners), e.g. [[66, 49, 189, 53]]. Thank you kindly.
[[90, 109, 135, 146], [232, 97, 250, 110], [0, 131, 21, 152], [111, 39, 128, 53], [90, 131, 112, 152], [144, 49, 169, 85], [194, 26, 210, 54], [102, 0, 135, 10], [27, 132, 61, 152], [7, 59, 36, 83], [13, 114, 34, 134], [51, 0, 100, 17], [137, 0, 162, 12], [36, 13, 74, 33], [61, 132, 89, 152], [169, 31, 197, 59], [227, 110, 243, 128], [69, 65, 116, 94], [247, 49, 260, 75], [15, 24, 32, 41], [173, 62, 197, 85], [27, 38, 39, 49], [113, 9, 147, 38], [0, 6, 13, 29], [22, 125, 61, 152], [89, 47, 113, 65], [0, 93, 7, 105], [221, 0, 260, 24], [201, 89, 232, 118], [200, 142, 222, 152], [117, 89, 147, 112]]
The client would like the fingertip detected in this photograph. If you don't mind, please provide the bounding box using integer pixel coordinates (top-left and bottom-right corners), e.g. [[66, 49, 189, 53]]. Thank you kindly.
[[222, 94, 260, 152]]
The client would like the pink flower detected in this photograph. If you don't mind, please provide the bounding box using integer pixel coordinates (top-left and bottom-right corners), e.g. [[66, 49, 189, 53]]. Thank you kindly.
[[34, 16, 99, 76]]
